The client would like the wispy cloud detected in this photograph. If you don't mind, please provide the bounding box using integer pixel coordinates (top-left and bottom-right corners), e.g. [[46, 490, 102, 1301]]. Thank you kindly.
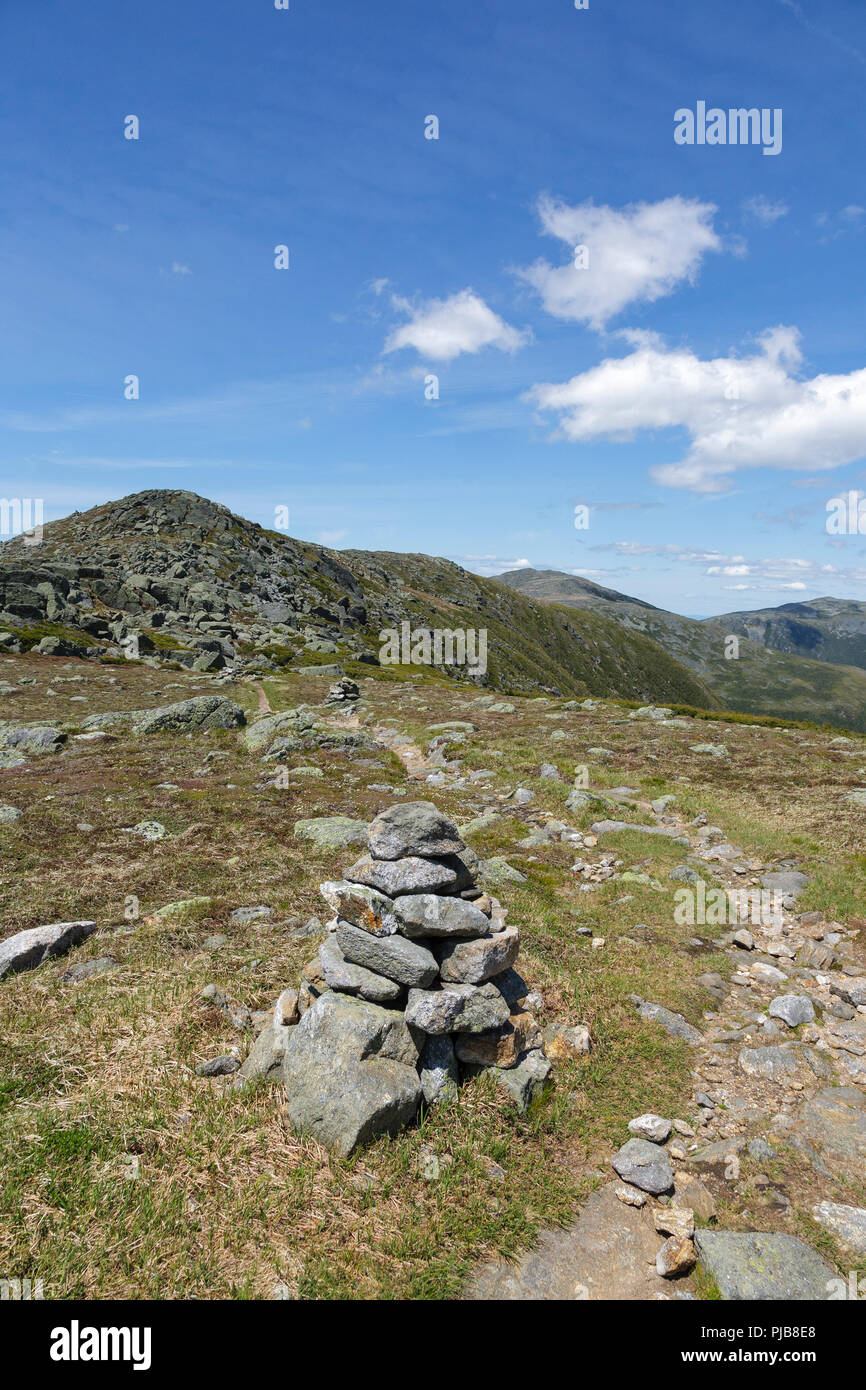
[[743, 196, 789, 226], [776, 0, 866, 66], [588, 540, 866, 592]]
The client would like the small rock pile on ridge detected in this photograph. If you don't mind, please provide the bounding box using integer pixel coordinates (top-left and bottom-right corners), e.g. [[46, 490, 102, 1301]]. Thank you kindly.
[[283, 801, 551, 1154]]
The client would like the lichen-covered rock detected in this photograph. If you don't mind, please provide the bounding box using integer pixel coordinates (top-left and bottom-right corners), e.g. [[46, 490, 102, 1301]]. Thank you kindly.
[[768, 994, 815, 1028], [344, 854, 458, 897], [542, 1023, 592, 1061], [418, 1034, 459, 1105], [405, 987, 465, 1034], [611, 1138, 674, 1194], [319, 881, 399, 937], [0, 723, 66, 760], [318, 937, 405, 1004], [282, 992, 422, 1155], [393, 893, 490, 939], [492, 1050, 551, 1112], [133, 695, 245, 734], [0, 919, 97, 979], [234, 1025, 289, 1087], [447, 981, 511, 1033], [694, 1231, 836, 1300], [437, 925, 519, 984], [336, 920, 438, 987], [367, 801, 463, 861], [294, 817, 368, 851], [455, 1011, 541, 1069]]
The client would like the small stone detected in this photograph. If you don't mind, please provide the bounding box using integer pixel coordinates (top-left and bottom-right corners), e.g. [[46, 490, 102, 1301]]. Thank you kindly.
[[233, 1027, 288, 1087], [293, 816, 368, 850], [319, 881, 399, 937], [612, 1139, 674, 1194], [405, 987, 465, 1034], [0, 920, 98, 979], [419, 1033, 459, 1105], [748, 1138, 777, 1160], [655, 1206, 695, 1239], [656, 1235, 697, 1278], [673, 1175, 716, 1224], [615, 1184, 648, 1208], [738, 1045, 803, 1083], [455, 1012, 541, 1069], [230, 905, 273, 924], [831, 978, 866, 1008], [811, 1201, 866, 1256], [542, 1023, 592, 1062], [634, 998, 703, 1045], [127, 820, 167, 841], [492, 1050, 552, 1112], [447, 981, 511, 1033], [273, 987, 299, 1027], [751, 962, 788, 986], [196, 1054, 240, 1077], [60, 955, 118, 983], [437, 925, 520, 984], [420, 1148, 440, 1181], [769, 994, 815, 1028], [319, 936, 406, 1003], [628, 1114, 672, 1144]]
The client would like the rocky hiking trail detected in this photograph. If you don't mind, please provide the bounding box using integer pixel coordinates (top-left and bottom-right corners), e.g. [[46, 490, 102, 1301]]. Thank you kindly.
[[320, 693, 866, 1297], [464, 782, 866, 1299], [1, 661, 865, 1300]]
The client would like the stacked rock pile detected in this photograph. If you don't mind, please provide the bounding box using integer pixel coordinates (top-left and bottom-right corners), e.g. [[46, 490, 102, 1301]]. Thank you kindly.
[[282, 800, 551, 1154], [325, 677, 360, 706]]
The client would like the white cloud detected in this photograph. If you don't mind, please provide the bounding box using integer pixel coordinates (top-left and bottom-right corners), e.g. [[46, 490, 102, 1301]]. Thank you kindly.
[[171, 261, 192, 275], [456, 554, 532, 576], [319, 529, 348, 547], [588, 540, 866, 593], [384, 290, 529, 363], [529, 327, 866, 492], [743, 196, 788, 225], [516, 196, 721, 330]]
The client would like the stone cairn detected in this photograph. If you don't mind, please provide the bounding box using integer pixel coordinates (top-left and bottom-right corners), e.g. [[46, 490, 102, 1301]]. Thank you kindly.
[[281, 801, 552, 1155]]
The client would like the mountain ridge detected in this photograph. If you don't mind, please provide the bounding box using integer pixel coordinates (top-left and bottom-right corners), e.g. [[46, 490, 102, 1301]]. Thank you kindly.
[[0, 489, 716, 708], [497, 567, 866, 732]]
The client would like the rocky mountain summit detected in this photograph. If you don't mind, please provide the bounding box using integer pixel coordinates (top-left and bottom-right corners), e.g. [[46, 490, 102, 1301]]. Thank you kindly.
[[0, 489, 716, 704]]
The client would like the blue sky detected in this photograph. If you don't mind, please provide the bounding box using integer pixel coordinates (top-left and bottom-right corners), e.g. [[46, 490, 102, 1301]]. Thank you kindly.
[[1, 0, 865, 616]]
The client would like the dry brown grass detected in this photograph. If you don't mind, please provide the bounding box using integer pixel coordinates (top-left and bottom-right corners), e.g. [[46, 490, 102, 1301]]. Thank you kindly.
[[0, 659, 863, 1296]]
